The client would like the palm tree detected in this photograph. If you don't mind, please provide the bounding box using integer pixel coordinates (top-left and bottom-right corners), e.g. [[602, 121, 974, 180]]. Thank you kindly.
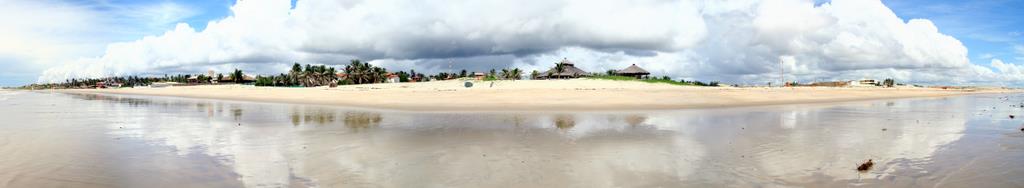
[[343, 59, 387, 84], [530, 70, 540, 80], [511, 68, 522, 80], [499, 68, 523, 80], [553, 63, 566, 79], [289, 63, 302, 86], [344, 60, 364, 84], [500, 69, 511, 80], [302, 64, 313, 86], [327, 67, 337, 84], [231, 69, 244, 83], [372, 67, 387, 83]]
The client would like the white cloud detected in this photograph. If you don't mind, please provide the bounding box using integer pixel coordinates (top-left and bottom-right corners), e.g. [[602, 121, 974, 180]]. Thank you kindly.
[[32, 0, 1021, 86], [0, 0, 202, 85], [990, 59, 1024, 81], [0, 0, 102, 67]]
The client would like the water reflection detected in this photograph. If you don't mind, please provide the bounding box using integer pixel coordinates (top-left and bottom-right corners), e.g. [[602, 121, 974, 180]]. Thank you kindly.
[[10, 92, 1024, 187], [624, 115, 647, 127], [230, 105, 243, 121], [554, 115, 576, 130], [343, 112, 381, 130]]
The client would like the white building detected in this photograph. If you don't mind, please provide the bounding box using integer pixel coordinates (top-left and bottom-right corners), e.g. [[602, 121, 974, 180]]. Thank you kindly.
[[386, 73, 400, 83], [848, 79, 878, 87]]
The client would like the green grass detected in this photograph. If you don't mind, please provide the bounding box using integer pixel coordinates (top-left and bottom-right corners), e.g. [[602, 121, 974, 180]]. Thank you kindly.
[[589, 75, 716, 86]]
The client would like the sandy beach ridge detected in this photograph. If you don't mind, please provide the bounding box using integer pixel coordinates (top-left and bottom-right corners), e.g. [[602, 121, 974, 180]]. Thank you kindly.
[[54, 79, 1018, 111]]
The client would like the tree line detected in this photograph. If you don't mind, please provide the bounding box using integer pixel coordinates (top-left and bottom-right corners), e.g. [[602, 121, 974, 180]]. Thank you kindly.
[[18, 59, 737, 89]]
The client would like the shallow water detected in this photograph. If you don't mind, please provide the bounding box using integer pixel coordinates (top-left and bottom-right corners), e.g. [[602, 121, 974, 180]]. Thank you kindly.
[[1, 91, 1023, 187]]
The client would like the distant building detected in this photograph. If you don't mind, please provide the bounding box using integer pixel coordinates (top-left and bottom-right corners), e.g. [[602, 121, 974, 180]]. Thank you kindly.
[[410, 74, 422, 82], [849, 79, 878, 87], [536, 58, 589, 79], [187, 75, 200, 84], [474, 72, 486, 80], [386, 73, 400, 83], [614, 64, 650, 79], [218, 74, 256, 83], [208, 70, 218, 84]]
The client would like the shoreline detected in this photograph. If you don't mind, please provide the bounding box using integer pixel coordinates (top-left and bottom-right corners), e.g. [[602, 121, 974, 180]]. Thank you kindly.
[[51, 79, 1018, 111]]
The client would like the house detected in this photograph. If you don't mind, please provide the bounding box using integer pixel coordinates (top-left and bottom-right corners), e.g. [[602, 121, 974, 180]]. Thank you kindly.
[[187, 75, 200, 84], [849, 79, 878, 87], [386, 73, 400, 83], [95, 82, 106, 88], [536, 58, 589, 79], [242, 75, 256, 83], [615, 64, 650, 79], [474, 72, 486, 80], [208, 70, 218, 84], [410, 74, 421, 82], [219, 76, 234, 82], [219, 74, 257, 83]]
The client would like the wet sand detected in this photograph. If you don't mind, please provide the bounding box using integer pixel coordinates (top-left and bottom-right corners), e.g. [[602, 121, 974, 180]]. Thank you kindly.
[[55, 79, 1015, 111], [2, 90, 1024, 187]]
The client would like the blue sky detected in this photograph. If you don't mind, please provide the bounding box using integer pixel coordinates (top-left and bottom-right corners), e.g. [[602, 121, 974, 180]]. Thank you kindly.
[[67, 0, 234, 39], [3, 0, 1024, 87], [0, 0, 234, 86], [883, 0, 1024, 67]]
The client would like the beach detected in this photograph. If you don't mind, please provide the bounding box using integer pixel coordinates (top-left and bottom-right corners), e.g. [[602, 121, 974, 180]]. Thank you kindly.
[[57, 79, 1015, 111], [3, 91, 1024, 187]]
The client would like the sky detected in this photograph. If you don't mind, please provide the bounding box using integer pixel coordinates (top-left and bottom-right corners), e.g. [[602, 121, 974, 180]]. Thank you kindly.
[[2, 0, 1023, 87]]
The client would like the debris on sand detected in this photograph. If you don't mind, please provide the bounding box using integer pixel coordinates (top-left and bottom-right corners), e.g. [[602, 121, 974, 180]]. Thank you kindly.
[[1011, 115, 1016, 119], [857, 159, 874, 172], [881, 128, 887, 131]]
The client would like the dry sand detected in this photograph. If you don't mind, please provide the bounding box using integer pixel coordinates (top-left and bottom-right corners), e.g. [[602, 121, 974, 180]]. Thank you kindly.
[[56, 79, 1016, 111]]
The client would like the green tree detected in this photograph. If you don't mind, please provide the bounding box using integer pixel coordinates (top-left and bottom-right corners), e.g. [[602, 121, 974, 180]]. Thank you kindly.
[[883, 78, 895, 88], [553, 63, 566, 79], [343, 59, 387, 84], [231, 69, 244, 83]]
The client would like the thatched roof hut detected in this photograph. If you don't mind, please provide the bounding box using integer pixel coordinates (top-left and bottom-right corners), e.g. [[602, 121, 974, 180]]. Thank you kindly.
[[615, 64, 650, 79], [537, 58, 589, 79]]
